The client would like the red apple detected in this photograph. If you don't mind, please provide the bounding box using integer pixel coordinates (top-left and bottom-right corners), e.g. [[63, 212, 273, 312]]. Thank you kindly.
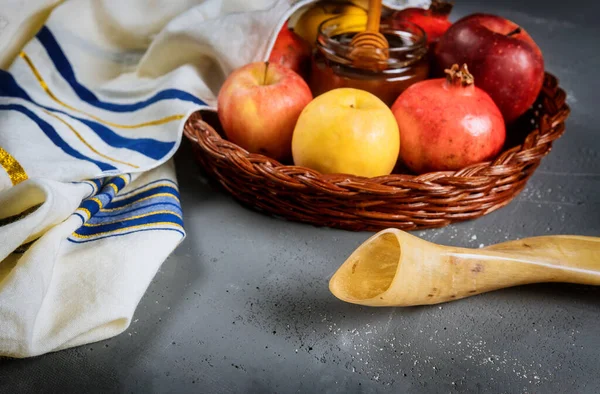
[[387, 0, 454, 45], [268, 21, 312, 80], [434, 13, 545, 124], [217, 61, 313, 162]]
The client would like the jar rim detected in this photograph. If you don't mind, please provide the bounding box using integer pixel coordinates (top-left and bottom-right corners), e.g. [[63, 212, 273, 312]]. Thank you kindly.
[[315, 15, 428, 58]]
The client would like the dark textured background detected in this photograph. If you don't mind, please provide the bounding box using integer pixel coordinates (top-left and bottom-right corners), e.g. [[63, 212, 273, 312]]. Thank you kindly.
[[1, 0, 599, 393]]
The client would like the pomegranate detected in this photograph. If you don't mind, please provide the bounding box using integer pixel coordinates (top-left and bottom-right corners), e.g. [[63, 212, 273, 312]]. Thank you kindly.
[[387, 0, 454, 44], [391, 64, 506, 174]]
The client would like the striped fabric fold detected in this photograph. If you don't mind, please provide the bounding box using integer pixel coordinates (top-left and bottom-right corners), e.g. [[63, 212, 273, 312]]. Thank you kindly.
[[0, 0, 427, 358]]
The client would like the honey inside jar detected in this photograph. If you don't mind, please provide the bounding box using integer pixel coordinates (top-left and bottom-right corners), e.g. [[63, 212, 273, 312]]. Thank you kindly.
[[309, 16, 430, 106]]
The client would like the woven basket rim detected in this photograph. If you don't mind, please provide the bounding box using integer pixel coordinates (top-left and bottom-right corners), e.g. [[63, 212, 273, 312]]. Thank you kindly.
[[183, 72, 570, 193]]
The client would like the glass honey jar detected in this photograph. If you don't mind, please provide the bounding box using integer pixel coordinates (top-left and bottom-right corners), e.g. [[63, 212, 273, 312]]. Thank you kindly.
[[309, 16, 429, 106]]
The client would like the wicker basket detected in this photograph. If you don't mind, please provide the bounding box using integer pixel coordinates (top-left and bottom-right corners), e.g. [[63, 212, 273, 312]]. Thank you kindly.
[[183, 72, 570, 232]]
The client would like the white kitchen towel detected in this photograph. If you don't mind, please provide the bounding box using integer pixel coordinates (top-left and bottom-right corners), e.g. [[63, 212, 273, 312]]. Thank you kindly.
[[0, 161, 185, 357], [0, 0, 428, 358]]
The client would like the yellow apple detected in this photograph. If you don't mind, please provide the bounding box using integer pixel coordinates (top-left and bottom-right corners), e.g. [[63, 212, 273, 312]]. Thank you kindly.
[[293, 1, 367, 47], [292, 88, 400, 177]]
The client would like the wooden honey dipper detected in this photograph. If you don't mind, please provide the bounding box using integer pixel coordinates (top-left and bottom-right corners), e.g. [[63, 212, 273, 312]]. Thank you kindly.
[[349, 0, 389, 69]]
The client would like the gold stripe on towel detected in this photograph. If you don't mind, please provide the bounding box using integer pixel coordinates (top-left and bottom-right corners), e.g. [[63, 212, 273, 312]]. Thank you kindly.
[[19, 51, 185, 129], [70, 222, 184, 239], [0, 146, 28, 185], [41, 109, 140, 169]]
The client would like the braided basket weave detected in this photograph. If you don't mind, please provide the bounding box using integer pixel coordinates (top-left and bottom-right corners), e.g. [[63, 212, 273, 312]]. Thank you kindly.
[[183, 72, 570, 232]]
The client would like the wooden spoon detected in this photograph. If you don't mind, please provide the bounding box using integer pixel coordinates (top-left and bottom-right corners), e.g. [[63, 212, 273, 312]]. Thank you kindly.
[[329, 228, 600, 307], [349, 0, 389, 69]]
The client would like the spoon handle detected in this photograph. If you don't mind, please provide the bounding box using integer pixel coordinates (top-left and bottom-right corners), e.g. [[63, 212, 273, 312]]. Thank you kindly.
[[479, 235, 600, 281], [366, 0, 383, 32]]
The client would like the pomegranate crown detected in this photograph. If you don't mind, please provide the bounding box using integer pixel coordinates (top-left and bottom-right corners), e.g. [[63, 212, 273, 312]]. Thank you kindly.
[[444, 64, 474, 86], [429, 0, 454, 16]]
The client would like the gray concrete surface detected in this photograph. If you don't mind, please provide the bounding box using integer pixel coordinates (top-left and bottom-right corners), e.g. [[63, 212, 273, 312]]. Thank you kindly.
[[1, 0, 599, 393]]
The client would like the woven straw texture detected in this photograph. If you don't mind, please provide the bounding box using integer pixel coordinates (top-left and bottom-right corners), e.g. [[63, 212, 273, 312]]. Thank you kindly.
[[183, 72, 570, 232]]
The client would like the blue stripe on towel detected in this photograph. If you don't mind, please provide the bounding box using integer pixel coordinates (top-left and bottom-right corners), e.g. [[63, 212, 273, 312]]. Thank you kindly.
[[108, 174, 128, 192], [92, 178, 104, 190], [93, 201, 182, 221], [36, 26, 206, 111], [110, 178, 178, 199], [0, 103, 116, 171], [69, 176, 184, 243], [105, 185, 179, 209], [0, 70, 174, 160], [75, 212, 184, 236], [76, 174, 129, 218]]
